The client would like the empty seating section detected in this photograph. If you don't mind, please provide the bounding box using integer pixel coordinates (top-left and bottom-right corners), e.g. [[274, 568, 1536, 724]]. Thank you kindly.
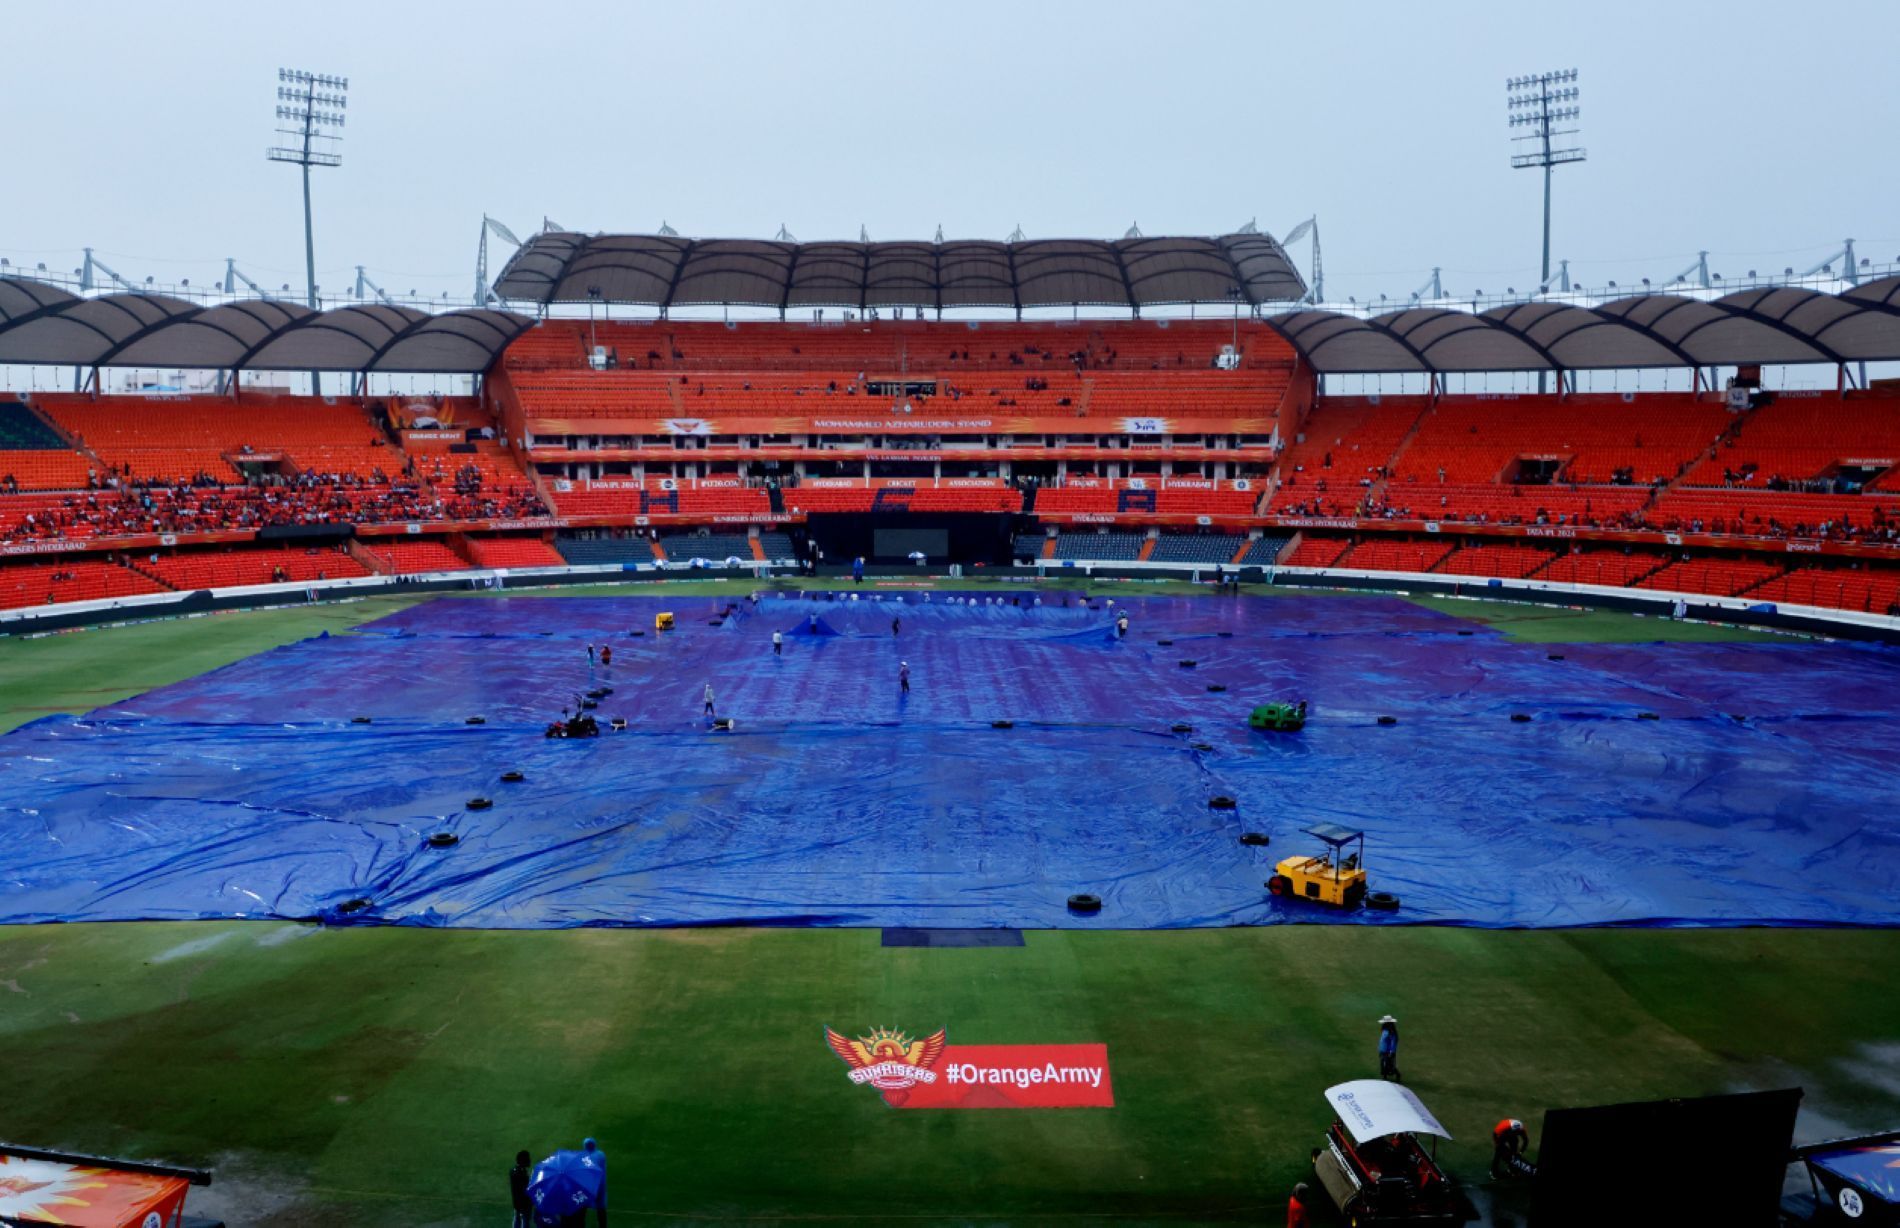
[[1684, 394, 1900, 487], [0, 449, 92, 491], [1050, 532, 1145, 560], [1394, 395, 1723, 486], [0, 559, 167, 609], [137, 546, 366, 589], [756, 533, 798, 560], [463, 536, 567, 569], [1338, 540, 1455, 573], [1537, 550, 1669, 587], [0, 399, 70, 450], [1435, 543, 1559, 579], [0, 401, 92, 489], [40, 395, 397, 482], [360, 539, 471, 574], [501, 325, 588, 370], [659, 533, 754, 562], [1635, 557, 1783, 597], [1148, 534, 1244, 563], [1237, 534, 1292, 564], [553, 533, 655, 565], [1272, 397, 1424, 514], [1012, 532, 1048, 557], [513, 372, 693, 420], [1750, 566, 1900, 614], [1084, 370, 1289, 418], [1285, 537, 1351, 567]]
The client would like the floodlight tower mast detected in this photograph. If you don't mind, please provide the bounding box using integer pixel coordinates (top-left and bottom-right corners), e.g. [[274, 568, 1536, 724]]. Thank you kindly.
[[1507, 69, 1584, 391], [269, 68, 348, 390]]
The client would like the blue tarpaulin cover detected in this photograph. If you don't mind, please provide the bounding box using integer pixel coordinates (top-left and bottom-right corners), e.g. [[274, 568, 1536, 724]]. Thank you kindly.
[[2, 591, 1897, 930]]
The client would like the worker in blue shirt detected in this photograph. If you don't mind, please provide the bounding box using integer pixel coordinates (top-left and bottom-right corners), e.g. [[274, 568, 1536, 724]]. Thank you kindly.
[[1378, 1015, 1401, 1082]]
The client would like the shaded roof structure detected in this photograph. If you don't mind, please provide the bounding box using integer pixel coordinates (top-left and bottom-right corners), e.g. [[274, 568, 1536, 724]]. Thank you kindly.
[[1262, 277, 1900, 373], [490, 231, 1308, 309], [0, 278, 531, 372]]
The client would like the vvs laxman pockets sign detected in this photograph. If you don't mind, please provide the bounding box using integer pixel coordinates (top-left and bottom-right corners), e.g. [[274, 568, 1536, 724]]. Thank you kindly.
[[824, 1026, 1113, 1109]]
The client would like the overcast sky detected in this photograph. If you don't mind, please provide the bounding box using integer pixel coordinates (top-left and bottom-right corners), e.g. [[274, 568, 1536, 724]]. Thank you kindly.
[[7, 0, 1898, 307]]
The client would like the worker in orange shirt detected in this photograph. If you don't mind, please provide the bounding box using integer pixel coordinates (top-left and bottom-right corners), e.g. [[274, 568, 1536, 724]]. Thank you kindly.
[[1286, 1182, 1311, 1228]]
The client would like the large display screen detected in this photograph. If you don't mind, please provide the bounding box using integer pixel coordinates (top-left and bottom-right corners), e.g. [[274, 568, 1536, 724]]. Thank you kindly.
[[875, 528, 948, 558]]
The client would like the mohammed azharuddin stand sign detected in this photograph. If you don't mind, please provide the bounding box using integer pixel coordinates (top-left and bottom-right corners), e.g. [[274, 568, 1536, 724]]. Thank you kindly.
[[825, 1026, 1113, 1109]]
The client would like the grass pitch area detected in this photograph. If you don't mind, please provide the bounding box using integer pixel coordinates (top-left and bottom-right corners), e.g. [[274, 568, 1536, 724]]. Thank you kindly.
[[1, 580, 1890, 1226]]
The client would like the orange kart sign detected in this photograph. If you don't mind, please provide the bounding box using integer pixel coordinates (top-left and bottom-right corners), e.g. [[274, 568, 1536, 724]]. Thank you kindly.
[[825, 1027, 1113, 1109], [0, 1153, 189, 1227]]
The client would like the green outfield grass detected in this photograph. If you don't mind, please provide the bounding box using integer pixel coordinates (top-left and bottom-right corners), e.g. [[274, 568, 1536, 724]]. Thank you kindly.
[[3, 923, 1896, 1227], [0, 582, 1883, 1226]]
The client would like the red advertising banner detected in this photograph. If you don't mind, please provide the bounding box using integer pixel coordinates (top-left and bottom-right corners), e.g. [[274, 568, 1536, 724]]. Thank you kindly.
[[904, 1044, 1114, 1109], [825, 1027, 1112, 1110]]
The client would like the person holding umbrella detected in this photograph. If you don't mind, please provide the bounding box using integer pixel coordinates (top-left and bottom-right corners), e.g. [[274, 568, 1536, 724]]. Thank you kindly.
[[527, 1140, 608, 1227]]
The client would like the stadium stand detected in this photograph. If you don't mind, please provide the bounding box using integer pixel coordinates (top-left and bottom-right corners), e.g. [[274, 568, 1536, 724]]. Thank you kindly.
[[39, 394, 400, 483], [554, 532, 656, 566], [135, 545, 367, 589], [1149, 533, 1245, 563], [1751, 563, 1900, 614], [1636, 556, 1784, 597], [1285, 537, 1351, 567], [658, 532, 754, 562], [0, 558, 168, 609], [1538, 548, 1672, 588], [1435, 542, 1560, 579], [0, 399, 94, 490], [1237, 534, 1292, 564], [1050, 531, 1145, 560], [0, 323, 1894, 614], [756, 532, 798, 561], [463, 536, 566, 569], [1683, 393, 1900, 488], [359, 539, 472, 574], [1337, 539, 1455, 574]]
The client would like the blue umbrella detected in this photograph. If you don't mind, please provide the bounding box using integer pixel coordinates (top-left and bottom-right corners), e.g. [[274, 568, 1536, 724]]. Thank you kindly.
[[528, 1149, 606, 1226]]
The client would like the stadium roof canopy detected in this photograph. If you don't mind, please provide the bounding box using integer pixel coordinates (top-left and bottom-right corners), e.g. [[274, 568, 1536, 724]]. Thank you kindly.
[[0, 278, 532, 372], [490, 231, 1309, 309], [1264, 277, 1900, 373]]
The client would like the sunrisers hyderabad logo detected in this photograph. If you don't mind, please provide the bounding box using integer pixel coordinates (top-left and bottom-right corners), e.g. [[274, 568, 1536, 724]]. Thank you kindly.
[[825, 1025, 947, 1097]]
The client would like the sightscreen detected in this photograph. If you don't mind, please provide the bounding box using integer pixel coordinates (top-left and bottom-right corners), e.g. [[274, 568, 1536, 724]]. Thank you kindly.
[[1531, 1088, 1802, 1227]]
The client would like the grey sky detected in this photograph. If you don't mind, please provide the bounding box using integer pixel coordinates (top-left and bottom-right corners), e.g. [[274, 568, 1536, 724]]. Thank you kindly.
[[7, 0, 1899, 307]]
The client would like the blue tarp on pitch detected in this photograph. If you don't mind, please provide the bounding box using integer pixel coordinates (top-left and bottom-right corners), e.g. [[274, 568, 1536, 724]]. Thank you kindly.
[[2, 591, 1897, 929]]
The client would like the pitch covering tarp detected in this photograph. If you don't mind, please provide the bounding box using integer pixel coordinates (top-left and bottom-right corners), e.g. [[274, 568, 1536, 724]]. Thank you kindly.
[[2, 592, 1898, 930]]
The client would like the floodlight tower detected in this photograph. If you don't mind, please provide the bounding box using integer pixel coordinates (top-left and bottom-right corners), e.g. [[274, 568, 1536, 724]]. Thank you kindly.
[[1508, 69, 1584, 391], [270, 68, 348, 389]]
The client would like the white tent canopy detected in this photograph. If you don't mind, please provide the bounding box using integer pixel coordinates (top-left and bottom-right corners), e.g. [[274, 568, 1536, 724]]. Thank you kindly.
[[1325, 1080, 1453, 1143], [1264, 277, 1900, 374], [0, 278, 533, 373], [491, 231, 1309, 310]]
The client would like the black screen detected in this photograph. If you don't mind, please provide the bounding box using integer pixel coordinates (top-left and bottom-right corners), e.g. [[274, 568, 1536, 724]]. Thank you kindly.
[[875, 528, 948, 558], [1531, 1088, 1801, 1227]]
